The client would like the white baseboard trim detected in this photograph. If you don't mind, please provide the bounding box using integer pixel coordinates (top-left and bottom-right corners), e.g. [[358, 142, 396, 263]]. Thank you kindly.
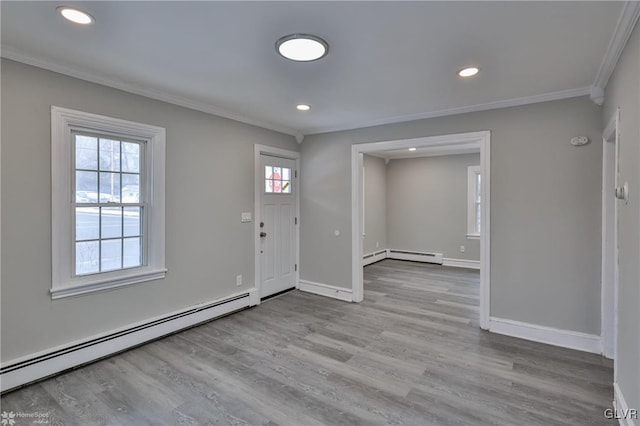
[[387, 249, 443, 265], [442, 257, 481, 270], [488, 317, 602, 355], [299, 280, 353, 302], [614, 382, 639, 426], [363, 249, 387, 266], [0, 289, 257, 393]]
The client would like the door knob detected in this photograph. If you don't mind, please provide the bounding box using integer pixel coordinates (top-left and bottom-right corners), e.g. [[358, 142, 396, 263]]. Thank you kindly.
[[260, 232, 267, 238]]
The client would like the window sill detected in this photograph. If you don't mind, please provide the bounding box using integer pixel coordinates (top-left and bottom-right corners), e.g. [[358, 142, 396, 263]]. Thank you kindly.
[[466, 234, 480, 240], [51, 268, 167, 300]]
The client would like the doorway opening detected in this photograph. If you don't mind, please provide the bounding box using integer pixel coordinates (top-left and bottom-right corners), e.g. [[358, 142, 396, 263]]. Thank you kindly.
[[351, 131, 491, 329]]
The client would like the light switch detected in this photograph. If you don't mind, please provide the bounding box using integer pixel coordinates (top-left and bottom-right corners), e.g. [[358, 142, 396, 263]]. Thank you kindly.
[[241, 212, 252, 223]]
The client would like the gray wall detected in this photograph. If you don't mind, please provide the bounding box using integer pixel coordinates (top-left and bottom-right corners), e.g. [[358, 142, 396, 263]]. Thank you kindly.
[[1, 59, 298, 362], [386, 154, 480, 261], [363, 154, 387, 254], [301, 96, 602, 335], [603, 20, 640, 412]]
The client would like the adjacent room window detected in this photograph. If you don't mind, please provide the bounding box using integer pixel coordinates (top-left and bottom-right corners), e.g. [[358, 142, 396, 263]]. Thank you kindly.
[[265, 165, 292, 193], [467, 165, 481, 239], [51, 106, 166, 299]]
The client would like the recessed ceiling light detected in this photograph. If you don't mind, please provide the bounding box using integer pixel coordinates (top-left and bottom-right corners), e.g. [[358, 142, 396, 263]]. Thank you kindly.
[[57, 6, 94, 25], [408, 147, 417, 151], [276, 34, 329, 62], [458, 67, 479, 78], [296, 104, 311, 111]]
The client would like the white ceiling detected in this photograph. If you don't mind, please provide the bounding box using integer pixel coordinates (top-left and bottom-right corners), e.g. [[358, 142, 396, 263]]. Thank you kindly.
[[1, 1, 624, 137]]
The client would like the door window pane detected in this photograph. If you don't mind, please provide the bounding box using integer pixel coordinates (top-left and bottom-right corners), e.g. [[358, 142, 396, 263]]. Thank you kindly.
[[264, 165, 292, 194]]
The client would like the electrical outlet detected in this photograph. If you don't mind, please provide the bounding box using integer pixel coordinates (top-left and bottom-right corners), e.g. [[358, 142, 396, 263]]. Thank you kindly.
[[376, 241, 379, 248], [236, 274, 242, 286], [459, 245, 465, 253]]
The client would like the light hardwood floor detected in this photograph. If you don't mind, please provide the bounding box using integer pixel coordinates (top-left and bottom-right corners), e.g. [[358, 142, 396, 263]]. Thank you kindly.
[[1, 259, 614, 425]]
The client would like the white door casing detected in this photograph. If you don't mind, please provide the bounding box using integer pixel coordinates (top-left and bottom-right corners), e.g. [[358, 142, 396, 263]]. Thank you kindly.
[[254, 145, 300, 300], [601, 109, 619, 361], [351, 131, 491, 329]]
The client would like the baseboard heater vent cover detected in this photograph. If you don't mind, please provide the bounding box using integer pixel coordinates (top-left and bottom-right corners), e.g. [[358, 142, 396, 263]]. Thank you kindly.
[[387, 249, 444, 265]]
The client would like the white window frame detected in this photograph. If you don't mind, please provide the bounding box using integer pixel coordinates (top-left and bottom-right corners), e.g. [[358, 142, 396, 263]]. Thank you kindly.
[[51, 106, 166, 299], [467, 165, 481, 239]]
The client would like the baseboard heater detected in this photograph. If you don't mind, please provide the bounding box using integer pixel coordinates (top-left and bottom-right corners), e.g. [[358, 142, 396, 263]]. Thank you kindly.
[[0, 292, 252, 393], [387, 249, 444, 265], [363, 249, 387, 266]]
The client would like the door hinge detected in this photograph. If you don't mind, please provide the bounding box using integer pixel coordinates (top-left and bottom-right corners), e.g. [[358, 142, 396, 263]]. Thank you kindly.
[[295, 170, 298, 178], [295, 264, 298, 272], [295, 217, 297, 225]]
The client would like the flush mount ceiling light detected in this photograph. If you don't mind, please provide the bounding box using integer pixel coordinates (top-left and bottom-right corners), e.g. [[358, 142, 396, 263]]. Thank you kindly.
[[57, 6, 94, 24], [408, 147, 417, 151], [276, 34, 329, 62], [296, 104, 311, 111], [458, 67, 479, 78]]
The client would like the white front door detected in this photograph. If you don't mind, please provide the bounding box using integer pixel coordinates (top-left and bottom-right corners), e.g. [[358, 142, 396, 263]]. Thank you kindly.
[[260, 154, 297, 298]]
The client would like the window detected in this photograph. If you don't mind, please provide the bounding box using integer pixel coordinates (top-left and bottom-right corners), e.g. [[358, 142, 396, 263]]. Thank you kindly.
[[265, 165, 291, 193], [467, 165, 481, 239], [51, 107, 166, 299]]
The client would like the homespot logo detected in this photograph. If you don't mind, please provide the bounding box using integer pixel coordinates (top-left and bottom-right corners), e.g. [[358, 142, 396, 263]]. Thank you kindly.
[[604, 408, 638, 420], [0, 411, 50, 425], [0, 412, 15, 426]]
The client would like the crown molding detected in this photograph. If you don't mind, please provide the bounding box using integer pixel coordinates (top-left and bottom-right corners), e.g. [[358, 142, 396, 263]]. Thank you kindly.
[[1, 45, 300, 137], [591, 0, 640, 103], [303, 86, 591, 135]]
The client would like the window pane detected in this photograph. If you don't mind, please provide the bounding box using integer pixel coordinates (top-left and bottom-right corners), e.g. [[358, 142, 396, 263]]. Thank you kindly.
[[273, 167, 281, 179], [123, 237, 142, 268], [99, 138, 121, 172], [122, 174, 140, 203], [265, 166, 272, 179], [101, 239, 122, 271], [99, 172, 120, 202], [476, 202, 481, 233], [273, 180, 282, 193], [122, 142, 140, 173], [282, 181, 291, 193], [75, 135, 97, 170], [76, 241, 99, 275], [101, 207, 122, 239], [124, 207, 141, 237], [76, 171, 98, 202], [282, 168, 290, 180], [76, 207, 99, 241], [265, 179, 273, 193], [476, 174, 482, 203]]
